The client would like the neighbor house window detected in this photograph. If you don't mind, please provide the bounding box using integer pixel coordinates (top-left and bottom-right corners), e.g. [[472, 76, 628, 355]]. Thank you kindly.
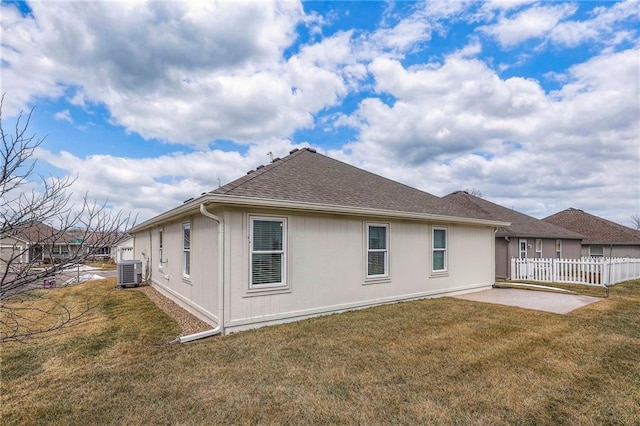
[[158, 229, 164, 268], [51, 245, 69, 256], [590, 245, 603, 258], [182, 223, 191, 277], [250, 216, 287, 288], [535, 239, 542, 258], [432, 227, 447, 272], [367, 223, 389, 278], [556, 240, 562, 259]]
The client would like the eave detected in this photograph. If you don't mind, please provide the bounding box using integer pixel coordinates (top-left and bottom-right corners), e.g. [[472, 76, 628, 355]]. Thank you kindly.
[[129, 193, 510, 233]]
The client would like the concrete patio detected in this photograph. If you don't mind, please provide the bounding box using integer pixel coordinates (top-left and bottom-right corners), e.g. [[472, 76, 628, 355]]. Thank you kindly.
[[454, 287, 603, 314]]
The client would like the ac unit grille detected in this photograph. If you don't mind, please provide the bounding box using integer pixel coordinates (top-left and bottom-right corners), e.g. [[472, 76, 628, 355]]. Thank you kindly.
[[117, 260, 142, 287]]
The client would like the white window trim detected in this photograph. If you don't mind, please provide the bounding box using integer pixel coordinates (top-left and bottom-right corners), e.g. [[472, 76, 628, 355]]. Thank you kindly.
[[182, 222, 191, 279], [556, 239, 562, 259], [249, 216, 288, 290], [589, 245, 604, 257], [365, 222, 389, 280], [535, 239, 542, 258], [432, 227, 448, 274]]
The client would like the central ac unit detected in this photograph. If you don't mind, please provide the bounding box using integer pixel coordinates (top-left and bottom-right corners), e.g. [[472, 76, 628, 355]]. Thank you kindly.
[[117, 260, 142, 287]]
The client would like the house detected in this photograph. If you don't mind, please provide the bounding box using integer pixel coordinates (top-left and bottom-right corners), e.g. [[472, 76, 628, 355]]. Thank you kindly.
[[443, 191, 586, 280], [112, 235, 134, 262], [0, 221, 83, 269], [543, 208, 640, 258], [0, 222, 121, 273], [129, 148, 508, 337]]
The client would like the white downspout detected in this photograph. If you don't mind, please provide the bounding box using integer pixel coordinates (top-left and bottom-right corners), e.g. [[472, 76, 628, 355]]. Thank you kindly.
[[178, 203, 225, 343]]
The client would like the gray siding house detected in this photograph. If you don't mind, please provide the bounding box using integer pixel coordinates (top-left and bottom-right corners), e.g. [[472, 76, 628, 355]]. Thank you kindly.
[[130, 148, 508, 338], [443, 191, 585, 280], [543, 208, 640, 258]]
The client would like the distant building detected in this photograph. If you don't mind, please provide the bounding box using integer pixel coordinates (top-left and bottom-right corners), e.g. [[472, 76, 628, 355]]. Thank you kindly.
[[443, 191, 585, 280], [543, 208, 640, 258]]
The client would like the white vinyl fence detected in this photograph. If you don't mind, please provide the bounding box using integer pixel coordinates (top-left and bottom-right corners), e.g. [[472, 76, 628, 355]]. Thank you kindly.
[[510, 257, 640, 286]]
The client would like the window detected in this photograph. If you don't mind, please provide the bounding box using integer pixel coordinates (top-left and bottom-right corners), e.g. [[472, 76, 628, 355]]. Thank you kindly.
[[158, 229, 164, 268], [535, 239, 542, 258], [51, 245, 69, 256], [250, 217, 287, 288], [432, 227, 447, 272], [519, 239, 528, 259], [590, 245, 603, 257], [556, 240, 562, 259], [367, 223, 389, 278], [182, 223, 191, 277], [93, 246, 110, 256]]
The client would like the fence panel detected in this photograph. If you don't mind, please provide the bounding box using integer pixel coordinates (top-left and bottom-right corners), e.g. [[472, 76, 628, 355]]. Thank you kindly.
[[510, 257, 640, 286]]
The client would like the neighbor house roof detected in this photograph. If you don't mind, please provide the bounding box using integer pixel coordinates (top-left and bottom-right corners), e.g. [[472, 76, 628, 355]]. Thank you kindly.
[[2, 222, 112, 246], [2, 221, 62, 244], [543, 208, 640, 245], [131, 148, 510, 232], [443, 191, 586, 240]]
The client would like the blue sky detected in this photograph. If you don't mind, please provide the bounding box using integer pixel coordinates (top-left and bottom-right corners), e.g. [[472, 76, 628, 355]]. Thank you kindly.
[[1, 0, 639, 225]]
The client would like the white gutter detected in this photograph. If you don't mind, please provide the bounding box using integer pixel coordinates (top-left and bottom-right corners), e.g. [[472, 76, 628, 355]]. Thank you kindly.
[[177, 203, 225, 343], [131, 193, 510, 233]]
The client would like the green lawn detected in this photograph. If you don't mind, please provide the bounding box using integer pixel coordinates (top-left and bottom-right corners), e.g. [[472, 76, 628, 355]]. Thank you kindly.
[[2, 278, 640, 425]]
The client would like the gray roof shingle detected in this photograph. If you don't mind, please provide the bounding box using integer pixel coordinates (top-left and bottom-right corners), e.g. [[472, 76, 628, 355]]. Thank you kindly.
[[212, 148, 492, 220], [543, 208, 640, 245], [443, 191, 586, 239]]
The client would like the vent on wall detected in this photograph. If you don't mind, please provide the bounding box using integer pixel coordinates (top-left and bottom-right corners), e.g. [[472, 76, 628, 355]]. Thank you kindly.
[[117, 260, 142, 287]]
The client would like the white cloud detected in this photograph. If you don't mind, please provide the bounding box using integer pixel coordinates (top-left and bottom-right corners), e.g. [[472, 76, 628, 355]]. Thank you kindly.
[[34, 139, 307, 223], [53, 109, 72, 123], [482, 3, 578, 47], [549, 0, 640, 47], [481, 0, 640, 49], [1, 1, 353, 146], [341, 47, 639, 224]]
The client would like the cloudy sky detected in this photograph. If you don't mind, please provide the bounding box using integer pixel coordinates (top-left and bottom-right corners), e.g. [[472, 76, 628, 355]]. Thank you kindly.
[[1, 0, 639, 226]]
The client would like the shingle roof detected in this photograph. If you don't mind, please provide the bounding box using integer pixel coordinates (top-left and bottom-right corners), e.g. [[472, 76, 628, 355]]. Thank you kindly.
[[543, 208, 640, 245], [4, 221, 61, 243], [443, 191, 586, 239], [211, 148, 492, 220]]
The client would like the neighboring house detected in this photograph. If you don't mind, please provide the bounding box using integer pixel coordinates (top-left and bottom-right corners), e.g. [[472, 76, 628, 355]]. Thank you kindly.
[[0, 235, 30, 272], [543, 208, 640, 258], [130, 148, 508, 335], [74, 231, 118, 261], [112, 235, 134, 261], [0, 221, 82, 268], [443, 191, 586, 280], [0, 222, 120, 272]]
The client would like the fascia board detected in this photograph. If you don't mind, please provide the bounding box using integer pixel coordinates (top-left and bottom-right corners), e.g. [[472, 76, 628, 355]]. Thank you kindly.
[[130, 194, 509, 232]]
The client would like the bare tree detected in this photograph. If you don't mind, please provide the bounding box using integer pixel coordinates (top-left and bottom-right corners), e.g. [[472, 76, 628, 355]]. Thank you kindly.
[[632, 214, 640, 230], [1, 94, 134, 342]]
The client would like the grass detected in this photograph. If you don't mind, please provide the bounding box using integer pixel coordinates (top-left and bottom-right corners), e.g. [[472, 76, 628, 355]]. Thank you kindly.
[[2, 278, 640, 424]]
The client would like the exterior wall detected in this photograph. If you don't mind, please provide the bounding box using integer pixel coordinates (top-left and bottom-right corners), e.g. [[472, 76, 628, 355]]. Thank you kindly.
[[495, 238, 509, 280], [496, 237, 581, 280], [581, 244, 640, 258], [133, 212, 221, 325], [222, 208, 495, 333]]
